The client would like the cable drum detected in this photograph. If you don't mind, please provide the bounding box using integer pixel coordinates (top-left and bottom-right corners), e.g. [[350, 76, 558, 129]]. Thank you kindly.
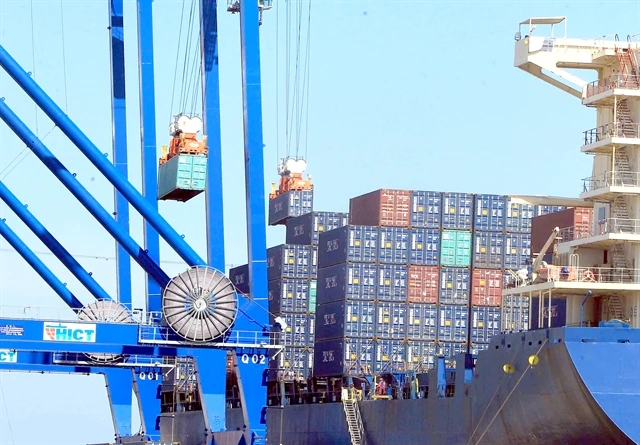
[[162, 266, 238, 342], [77, 300, 134, 364]]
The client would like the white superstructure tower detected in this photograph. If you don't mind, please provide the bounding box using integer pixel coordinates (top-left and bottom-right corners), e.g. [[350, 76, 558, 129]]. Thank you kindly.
[[504, 17, 640, 329]]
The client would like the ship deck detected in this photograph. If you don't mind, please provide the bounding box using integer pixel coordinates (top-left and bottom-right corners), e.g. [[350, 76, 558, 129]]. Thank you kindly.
[[502, 281, 640, 296]]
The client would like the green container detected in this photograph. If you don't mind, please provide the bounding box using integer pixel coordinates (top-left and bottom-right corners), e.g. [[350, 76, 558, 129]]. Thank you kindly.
[[157, 153, 208, 202], [440, 230, 471, 267], [309, 280, 317, 313]]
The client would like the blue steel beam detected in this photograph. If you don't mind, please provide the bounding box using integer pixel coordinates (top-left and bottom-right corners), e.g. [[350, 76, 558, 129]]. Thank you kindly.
[[236, 0, 270, 441], [108, 0, 133, 308], [133, 370, 162, 441], [200, 0, 225, 271], [0, 99, 171, 288], [0, 218, 83, 308], [0, 181, 113, 303], [136, 0, 162, 314], [0, 45, 206, 268]]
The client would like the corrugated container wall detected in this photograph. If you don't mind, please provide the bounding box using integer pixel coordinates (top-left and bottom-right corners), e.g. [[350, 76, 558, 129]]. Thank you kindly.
[[406, 340, 437, 372], [442, 192, 474, 230], [313, 337, 375, 377], [407, 265, 439, 304], [471, 269, 502, 307], [268, 346, 313, 381], [531, 207, 593, 253], [317, 226, 378, 268], [375, 302, 407, 339], [348, 189, 411, 228], [268, 278, 310, 314], [438, 304, 469, 342], [267, 244, 314, 281], [269, 312, 312, 347], [503, 233, 532, 269], [440, 230, 472, 267], [378, 227, 409, 264], [470, 306, 501, 343], [315, 299, 375, 341], [409, 228, 440, 266], [316, 263, 377, 305], [407, 304, 437, 340], [537, 205, 567, 216], [472, 231, 504, 269], [505, 201, 536, 233], [375, 340, 407, 373], [530, 297, 568, 329], [474, 194, 506, 232], [376, 264, 408, 302], [439, 267, 471, 305], [268, 190, 314, 226], [285, 211, 349, 246], [410, 191, 442, 229]]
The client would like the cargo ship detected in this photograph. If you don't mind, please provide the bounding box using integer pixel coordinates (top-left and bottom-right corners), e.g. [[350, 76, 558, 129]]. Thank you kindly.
[[158, 17, 640, 445]]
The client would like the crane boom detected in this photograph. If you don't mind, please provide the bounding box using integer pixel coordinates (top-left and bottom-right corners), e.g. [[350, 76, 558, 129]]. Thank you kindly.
[[532, 226, 560, 273]]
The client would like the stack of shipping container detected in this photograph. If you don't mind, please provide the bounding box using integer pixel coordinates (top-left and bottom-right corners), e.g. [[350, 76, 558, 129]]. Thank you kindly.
[[232, 188, 568, 381]]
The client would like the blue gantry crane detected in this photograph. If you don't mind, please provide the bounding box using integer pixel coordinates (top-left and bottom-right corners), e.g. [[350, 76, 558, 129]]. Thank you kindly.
[[0, 0, 273, 444]]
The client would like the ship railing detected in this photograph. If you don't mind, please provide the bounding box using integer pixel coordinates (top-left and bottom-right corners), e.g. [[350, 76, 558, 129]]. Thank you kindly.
[[583, 122, 640, 145], [0, 303, 144, 323], [523, 266, 640, 285], [584, 73, 640, 98], [582, 171, 640, 192], [558, 218, 640, 241]]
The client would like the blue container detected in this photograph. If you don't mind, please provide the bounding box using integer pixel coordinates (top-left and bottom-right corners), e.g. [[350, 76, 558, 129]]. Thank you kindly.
[[440, 230, 472, 267], [374, 302, 407, 339], [376, 264, 408, 302], [501, 301, 530, 332], [378, 227, 409, 264], [406, 340, 437, 372], [474, 194, 506, 232], [316, 263, 377, 305], [229, 264, 250, 295], [310, 245, 318, 279], [439, 267, 471, 305], [470, 342, 490, 356], [268, 346, 312, 381], [409, 228, 440, 266], [308, 315, 315, 345], [410, 191, 442, 229], [268, 190, 314, 226], [268, 278, 309, 314], [470, 306, 501, 343], [505, 201, 536, 233], [441, 192, 473, 230], [472, 231, 504, 269], [313, 337, 376, 377], [375, 339, 407, 373], [157, 153, 207, 202], [536, 205, 566, 216], [438, 304, 469, 342], [503, 233, 532, 269], [267, 244, 313, 281], [437, 342, 467, 360], [314, 299, 375, 341], [285, 211, 349, 246], [530, 296, 567, 329], [407, 303, 437, 340], [317, 226, 379, 268], [270, 312, 312, 347]]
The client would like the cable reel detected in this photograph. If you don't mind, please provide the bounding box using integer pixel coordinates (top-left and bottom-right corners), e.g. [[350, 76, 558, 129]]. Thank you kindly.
[[162, 266, 238, 342], [77, 300, 134, 364]]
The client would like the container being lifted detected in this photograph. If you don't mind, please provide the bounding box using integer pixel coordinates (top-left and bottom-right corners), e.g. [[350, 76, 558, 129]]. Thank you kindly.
[[158, 114, 208, 202], [268, 157, 314, 226]]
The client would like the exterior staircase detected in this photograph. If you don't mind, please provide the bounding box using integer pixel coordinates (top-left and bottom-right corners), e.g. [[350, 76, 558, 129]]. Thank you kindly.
[[615, 99, 638, 138], [611, 243, 633, 284], [612, 148, 636, 187], [343, 396, 365, 445]]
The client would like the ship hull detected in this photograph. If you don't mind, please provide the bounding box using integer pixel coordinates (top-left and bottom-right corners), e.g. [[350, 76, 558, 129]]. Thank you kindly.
[[265, 327, 640, 445]]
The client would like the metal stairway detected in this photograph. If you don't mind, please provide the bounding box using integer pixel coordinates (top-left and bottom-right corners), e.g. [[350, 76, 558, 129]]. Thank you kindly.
[[616, 41, 639, 86], [343, 397, 365, 445], [613, 148, 634, 186], [611, 243, 633, 284], [616, 99, 637, 138]]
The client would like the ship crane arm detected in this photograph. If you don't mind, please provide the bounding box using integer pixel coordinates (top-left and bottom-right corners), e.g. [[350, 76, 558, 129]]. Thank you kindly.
[[532, 226, 560, 275]]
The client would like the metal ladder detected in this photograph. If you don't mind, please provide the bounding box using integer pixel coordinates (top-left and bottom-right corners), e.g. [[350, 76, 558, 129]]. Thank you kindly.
[[611, 243, 633, 283], [616, 99, 637, 137], [611, 196, 630, 221], [343, 395, 365, 445]]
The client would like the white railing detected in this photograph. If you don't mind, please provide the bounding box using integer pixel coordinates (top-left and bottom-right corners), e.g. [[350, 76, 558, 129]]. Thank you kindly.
[[558, 218, 640, 242], [0, 305, 144, 323], [583, 171, 640, 192], [509, 266, 640, 287], [53, 352, 174, 368], [585, 73, 640, 98], [138, 325, 284, 349], [583, 122, 640, 145]]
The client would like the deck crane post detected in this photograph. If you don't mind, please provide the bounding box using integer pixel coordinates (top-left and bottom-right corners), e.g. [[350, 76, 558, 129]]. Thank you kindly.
[[530, 226, 560, 282]]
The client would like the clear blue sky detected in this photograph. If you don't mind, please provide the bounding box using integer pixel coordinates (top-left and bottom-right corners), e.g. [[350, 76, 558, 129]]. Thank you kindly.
[[0, 0, 639, 443]]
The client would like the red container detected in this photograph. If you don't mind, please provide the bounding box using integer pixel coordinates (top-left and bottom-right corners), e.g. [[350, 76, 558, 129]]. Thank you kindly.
[[407, 265, 439, 303], [349, 189, 411, 228], [531, 207, 593, 253], [471, 269, 502, 307]]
